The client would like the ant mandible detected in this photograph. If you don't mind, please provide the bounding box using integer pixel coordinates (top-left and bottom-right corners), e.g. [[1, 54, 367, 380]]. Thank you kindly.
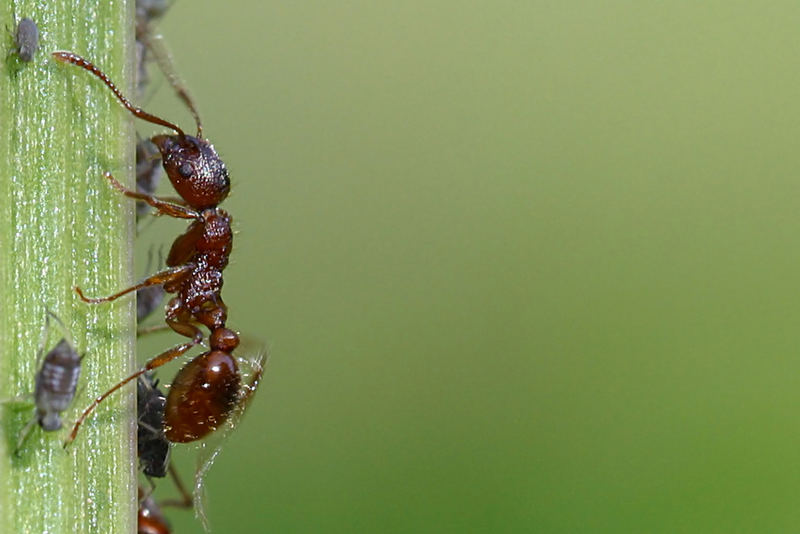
[[52, 51, 254, 446]]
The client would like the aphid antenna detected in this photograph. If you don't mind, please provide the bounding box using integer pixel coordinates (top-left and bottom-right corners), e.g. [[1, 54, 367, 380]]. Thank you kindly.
[[146, 34, 204, 138], [43, 308, 73, 347]]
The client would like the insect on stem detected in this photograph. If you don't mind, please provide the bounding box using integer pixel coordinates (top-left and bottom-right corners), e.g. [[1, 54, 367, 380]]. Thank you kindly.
[[51, 51, 186, 137]]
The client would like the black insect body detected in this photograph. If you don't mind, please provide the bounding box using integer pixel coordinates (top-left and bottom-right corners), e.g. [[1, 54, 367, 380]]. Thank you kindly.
[[137, 374, 170, 478], [11, 17, 38, 62], [137, 284, 166, 323], [136, 140, 164, 220]]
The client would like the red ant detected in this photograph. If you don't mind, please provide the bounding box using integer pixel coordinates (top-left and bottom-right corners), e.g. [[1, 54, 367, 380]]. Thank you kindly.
[[138, 487, 171, 534], [52, 51, 262, 447]]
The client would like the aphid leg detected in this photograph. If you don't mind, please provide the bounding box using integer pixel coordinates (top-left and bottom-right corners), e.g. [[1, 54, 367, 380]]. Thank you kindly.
[[14, 419, 36, 455], [159, 464, 193, 509], [145, 33, 203, 137], [75, 263, 194, 304]]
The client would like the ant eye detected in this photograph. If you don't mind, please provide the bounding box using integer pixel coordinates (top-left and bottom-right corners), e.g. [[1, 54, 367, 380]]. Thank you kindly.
[[178, 162, 193, 178]]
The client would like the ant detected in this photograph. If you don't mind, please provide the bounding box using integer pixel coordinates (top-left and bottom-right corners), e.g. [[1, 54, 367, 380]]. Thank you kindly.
[[15, 311, 83, 452], [51, 51, 262, 447], [138, 487, 171, 534]]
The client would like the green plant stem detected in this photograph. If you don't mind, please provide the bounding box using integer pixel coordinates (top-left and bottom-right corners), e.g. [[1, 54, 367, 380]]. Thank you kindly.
[[0, 2, 136, 533]]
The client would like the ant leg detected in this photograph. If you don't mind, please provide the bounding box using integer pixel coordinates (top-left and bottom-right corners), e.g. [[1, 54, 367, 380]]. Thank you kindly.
[[103, 172, 198, 220], [64, 335, 202, 447], [159, 464, 193, 509], [166, 311, 206, 342], [137, 323, 208, 348], [137, 324, 171, 337], [52, 52, 186, 136], [75, 263, 193, 304]]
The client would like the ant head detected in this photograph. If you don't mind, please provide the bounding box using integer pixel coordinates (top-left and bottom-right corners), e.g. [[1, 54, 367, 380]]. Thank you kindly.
[[151, 134, 230, 210]]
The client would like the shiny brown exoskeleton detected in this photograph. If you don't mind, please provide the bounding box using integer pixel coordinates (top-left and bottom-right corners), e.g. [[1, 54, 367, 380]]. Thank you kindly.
[[52, 51, 261, 447], [138, 487, 171, 534]]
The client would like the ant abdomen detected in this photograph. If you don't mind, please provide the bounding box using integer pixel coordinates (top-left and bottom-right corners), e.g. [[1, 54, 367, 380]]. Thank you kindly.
[[151, 134, 230, 209], [164, 350, 241, 443]]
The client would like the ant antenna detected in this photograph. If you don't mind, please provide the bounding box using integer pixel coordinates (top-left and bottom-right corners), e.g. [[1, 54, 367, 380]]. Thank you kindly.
[[146, 35, 204, 138], [52, 51, 186, 137]]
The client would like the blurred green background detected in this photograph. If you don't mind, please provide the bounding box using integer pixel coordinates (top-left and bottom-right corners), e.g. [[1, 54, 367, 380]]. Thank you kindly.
[[138, 1, 800, 532]]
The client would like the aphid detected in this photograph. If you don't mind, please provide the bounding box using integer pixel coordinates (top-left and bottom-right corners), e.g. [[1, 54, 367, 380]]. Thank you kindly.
[[136, 0, 171, 37], [137, 377, 194, 519], [136, 139, 164, 220], [10, 17, 38, 62], [138, 487, 171, 534], [137, 247, 167, 324], [137, 283, 166, 324], [51, 52, 263, 448], [137, 374, 170, 478], [16, 311, 83, 451], [135, 0, 172, 97]]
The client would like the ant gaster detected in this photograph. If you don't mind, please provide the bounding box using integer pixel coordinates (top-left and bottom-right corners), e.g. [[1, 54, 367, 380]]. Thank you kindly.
[[52, 51, 257, 446]]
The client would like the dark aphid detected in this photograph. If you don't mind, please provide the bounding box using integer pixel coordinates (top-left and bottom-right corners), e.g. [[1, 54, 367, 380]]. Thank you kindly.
[[136, 140, 163, 220], [135, 0, 171, 96], [137, 374, 170, 478], [16, 312, 83, 452], [136, 0, 171, 34], [12, 17, 38, 62], [137, 284, 166, 323], [137, 245, 167, 324]]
